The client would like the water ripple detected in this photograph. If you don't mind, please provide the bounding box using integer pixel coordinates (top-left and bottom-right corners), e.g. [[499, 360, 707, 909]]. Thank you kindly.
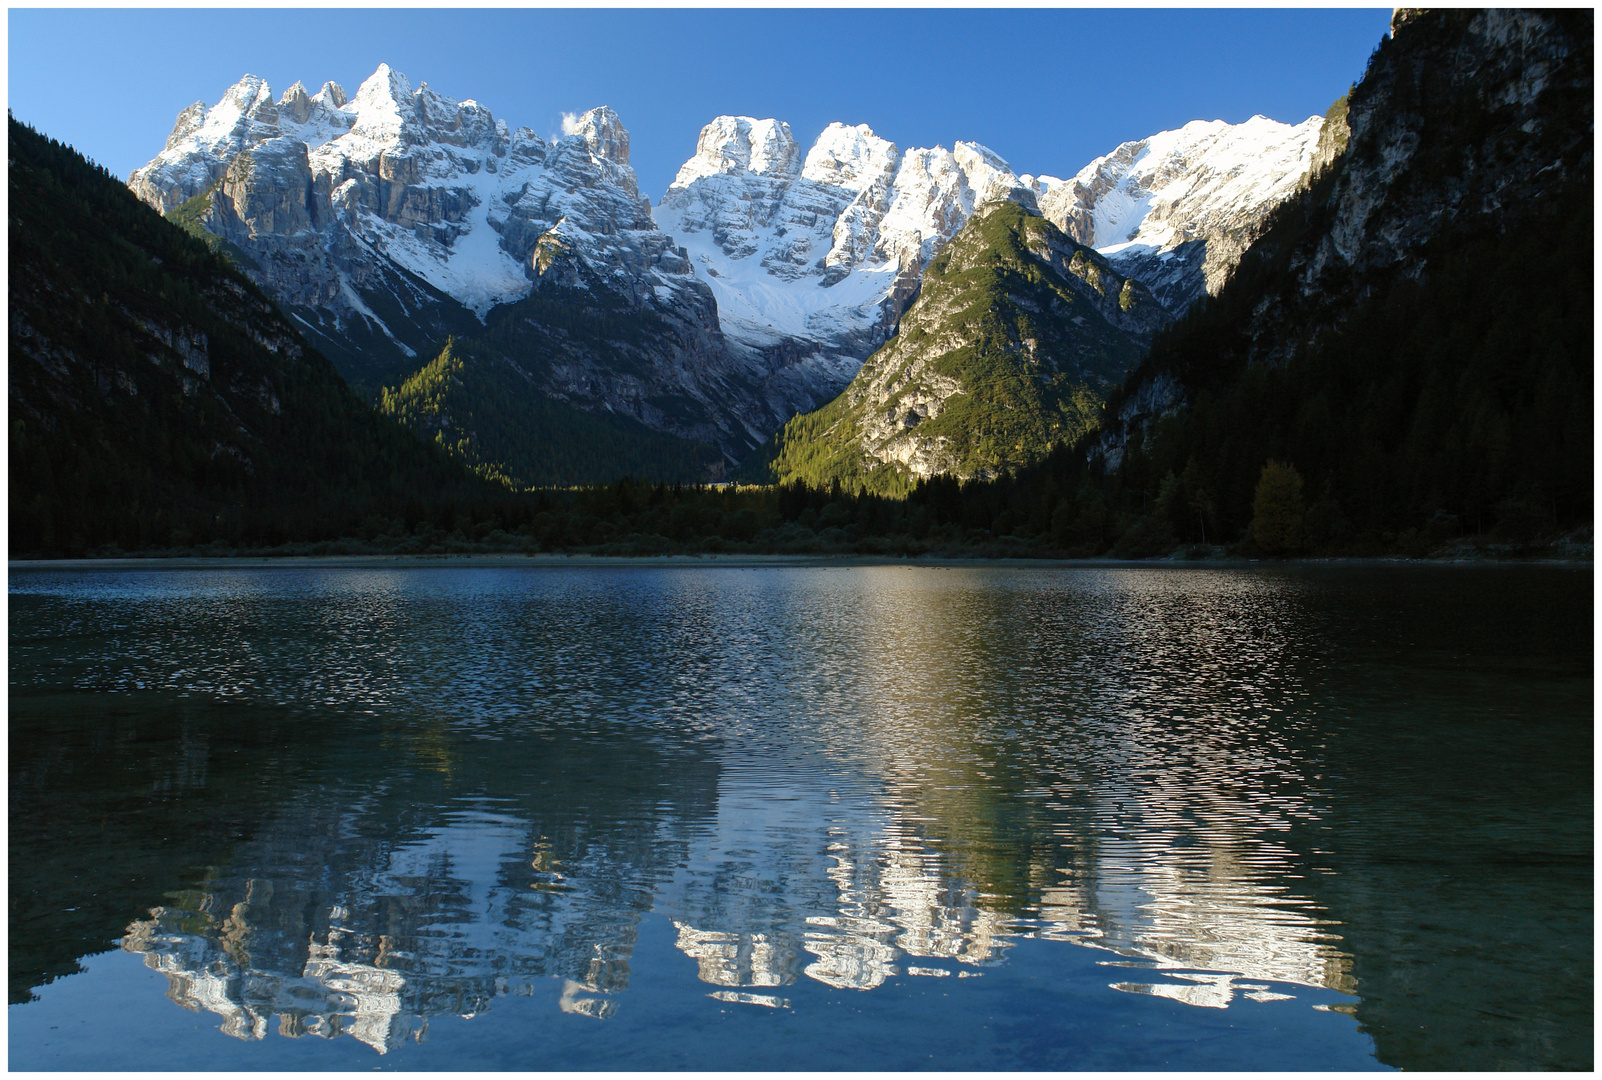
[[9, 563, 1591, 1069]]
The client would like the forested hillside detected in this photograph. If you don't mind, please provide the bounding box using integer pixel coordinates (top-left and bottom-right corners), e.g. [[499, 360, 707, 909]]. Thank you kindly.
[[376, 291, 727, 489], [8, 117, 513, 556], [1090, 8, 1592, 553], [765, 202, 1168, 496]]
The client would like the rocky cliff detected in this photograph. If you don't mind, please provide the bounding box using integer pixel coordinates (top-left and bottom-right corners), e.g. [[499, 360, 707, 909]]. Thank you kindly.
[[129, 66, 717, 402]]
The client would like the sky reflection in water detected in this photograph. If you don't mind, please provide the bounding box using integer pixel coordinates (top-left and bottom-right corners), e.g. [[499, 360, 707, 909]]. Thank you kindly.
[[8, 564, 1591, 1070]]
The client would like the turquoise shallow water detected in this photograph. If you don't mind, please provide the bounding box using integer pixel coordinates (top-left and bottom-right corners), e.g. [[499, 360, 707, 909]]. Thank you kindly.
[[8, 563, 1592, 1070]]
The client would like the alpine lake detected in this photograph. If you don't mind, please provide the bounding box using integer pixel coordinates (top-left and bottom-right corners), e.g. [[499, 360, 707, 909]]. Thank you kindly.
[[8, 560, 1592, 1071]]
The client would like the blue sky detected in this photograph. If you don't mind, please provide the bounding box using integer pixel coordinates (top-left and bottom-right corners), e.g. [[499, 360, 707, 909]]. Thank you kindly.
[[9, 8, 1393, 202]]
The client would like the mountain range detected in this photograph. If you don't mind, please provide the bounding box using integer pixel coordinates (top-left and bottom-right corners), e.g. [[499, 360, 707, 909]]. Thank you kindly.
[[126, 70, 1328, 483]]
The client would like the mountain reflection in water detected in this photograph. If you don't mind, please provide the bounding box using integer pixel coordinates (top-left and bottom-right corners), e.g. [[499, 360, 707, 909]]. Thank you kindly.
[[9, 564, 1591, 1070]]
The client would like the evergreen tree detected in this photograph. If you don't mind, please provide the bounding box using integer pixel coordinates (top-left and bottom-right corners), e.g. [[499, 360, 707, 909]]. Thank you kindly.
[[1251, 461, 1307, 554]]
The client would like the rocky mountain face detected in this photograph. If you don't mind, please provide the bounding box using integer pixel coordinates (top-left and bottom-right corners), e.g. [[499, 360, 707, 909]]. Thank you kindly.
[[128, 66, 720, 404], [768, 202, 1170, 494], [1035, 114, 1327, 313], [1099, 7, 1594, 469], [654, 117, 1042, 423]]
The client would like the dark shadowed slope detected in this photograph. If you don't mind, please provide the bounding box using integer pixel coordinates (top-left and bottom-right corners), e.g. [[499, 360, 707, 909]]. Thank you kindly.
[[1097, 9, 1592, 548], [9, 117, 510, 555]]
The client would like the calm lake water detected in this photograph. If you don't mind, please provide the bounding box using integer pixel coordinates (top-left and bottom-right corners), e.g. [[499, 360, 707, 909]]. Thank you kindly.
[[8, 562, 1592, 1071]]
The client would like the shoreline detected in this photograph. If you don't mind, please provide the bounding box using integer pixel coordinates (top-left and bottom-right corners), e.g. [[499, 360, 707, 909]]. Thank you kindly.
[[9, 552, 1593, 571]]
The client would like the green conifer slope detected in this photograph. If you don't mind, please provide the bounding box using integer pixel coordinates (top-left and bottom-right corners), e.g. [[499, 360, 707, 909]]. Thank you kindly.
[[764, 201, 1170, 495], [377, 332, 723, 489], [8, 117, 501, 555]]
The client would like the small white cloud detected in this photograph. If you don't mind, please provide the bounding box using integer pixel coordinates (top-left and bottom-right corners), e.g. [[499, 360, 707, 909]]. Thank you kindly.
[[560, 111, 582, 136]]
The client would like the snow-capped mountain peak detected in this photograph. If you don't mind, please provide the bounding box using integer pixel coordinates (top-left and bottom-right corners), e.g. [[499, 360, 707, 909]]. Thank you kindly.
[[801, 122, 900, 192], [656, 116, 1040, 410], [277, 81, 314, 124], [129, 66, 704, 331], [571, 105, 631, 165], [1039, 113, 1324, 311], [349, 63, 412, 141], [189, 74, 277, 156], [953, 141, 1038, 211], [673, 116, 802, 185], [313, 81, 348, 109]]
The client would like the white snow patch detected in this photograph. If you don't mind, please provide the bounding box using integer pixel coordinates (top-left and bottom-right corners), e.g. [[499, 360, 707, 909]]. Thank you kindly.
[[338, 274, 416, 356], [1057, 114, 1324, 258]]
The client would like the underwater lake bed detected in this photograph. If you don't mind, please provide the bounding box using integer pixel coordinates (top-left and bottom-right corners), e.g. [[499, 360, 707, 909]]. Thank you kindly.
[[8, 562, 1592, 1070]]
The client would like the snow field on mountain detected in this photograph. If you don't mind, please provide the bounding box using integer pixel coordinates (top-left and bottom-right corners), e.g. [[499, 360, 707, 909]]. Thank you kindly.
[[672, 225, 895, 348], [362, 150, 535, 319], [657, 116, 1053, 361], [1067, 115, 1324, 253]]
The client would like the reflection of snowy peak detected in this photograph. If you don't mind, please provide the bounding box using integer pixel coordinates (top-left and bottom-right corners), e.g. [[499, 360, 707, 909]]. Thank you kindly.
[[654, 116, 1041, 405], [1037, 116, 1325, 312], [128, 65, 707, 391]]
